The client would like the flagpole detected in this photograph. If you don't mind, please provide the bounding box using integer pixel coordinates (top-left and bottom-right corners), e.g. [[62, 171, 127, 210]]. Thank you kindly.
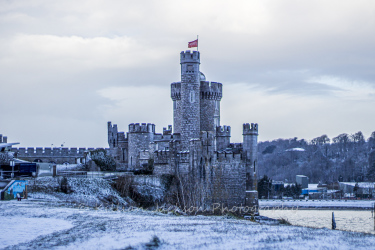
[[197, 35, 199, 51]]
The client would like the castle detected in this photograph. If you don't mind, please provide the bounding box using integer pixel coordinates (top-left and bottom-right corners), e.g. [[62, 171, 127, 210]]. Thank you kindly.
[[108, 50, 259, 211]]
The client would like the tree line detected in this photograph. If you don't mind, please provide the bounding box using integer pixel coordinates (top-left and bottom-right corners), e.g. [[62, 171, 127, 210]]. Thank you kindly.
[[258, 131, 375, 184]]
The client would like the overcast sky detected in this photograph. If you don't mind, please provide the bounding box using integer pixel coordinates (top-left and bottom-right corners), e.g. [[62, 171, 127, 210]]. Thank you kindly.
[[1, 0, 374, 148]]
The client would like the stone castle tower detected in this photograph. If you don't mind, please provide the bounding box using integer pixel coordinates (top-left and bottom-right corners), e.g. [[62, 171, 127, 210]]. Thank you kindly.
[[108, 50, 259, 212], [172, 51, 223, 149]]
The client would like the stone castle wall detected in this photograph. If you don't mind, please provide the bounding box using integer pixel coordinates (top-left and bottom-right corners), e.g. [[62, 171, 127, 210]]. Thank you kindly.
[[209, 158, 247, 208], [10, 147, 100, 164]]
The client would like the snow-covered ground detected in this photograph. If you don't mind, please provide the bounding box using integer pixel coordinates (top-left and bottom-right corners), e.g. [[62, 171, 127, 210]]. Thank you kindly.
[[27, 177, 132, 208], [1, 199, 375, 249], [259, 199, 375, 209]]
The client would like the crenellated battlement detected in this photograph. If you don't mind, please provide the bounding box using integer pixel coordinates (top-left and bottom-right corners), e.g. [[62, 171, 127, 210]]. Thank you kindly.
[[154, 150, 170, 164], [180, 50, 200, 63], [216, 152, 242, 162], [243, 123, 259, 135], [163, 125, 172, 135], [200, 81, 222, 100], [216, 125, 231, 137], [10, 147, 106, 157], [0, 134, 8, 143], [171, 82, 181, 100], [128, 123, 155, 133]]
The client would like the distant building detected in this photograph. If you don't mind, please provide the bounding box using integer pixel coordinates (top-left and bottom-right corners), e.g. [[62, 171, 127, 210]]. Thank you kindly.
[[339, 182, 375, 198], [301, 184, 328, 199], [296, 175, 308, 188]]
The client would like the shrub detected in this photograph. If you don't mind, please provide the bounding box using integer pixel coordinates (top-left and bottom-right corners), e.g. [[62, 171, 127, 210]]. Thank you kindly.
[[278, 217, 291, 225], [90, 148, 116, 171], [114, 175, 134, 197], [145, 235, 162, 249], [57, 176, 71, 194]]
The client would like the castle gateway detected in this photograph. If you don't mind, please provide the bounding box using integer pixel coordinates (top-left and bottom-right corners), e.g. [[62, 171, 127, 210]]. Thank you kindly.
[[108, 50, 259, 212]]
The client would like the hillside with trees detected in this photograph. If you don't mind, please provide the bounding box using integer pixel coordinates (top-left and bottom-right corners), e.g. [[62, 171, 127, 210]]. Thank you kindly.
[[258, 131, 375, 184]]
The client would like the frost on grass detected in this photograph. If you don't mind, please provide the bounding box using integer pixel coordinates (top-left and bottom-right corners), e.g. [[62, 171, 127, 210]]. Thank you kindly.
[[2, 200, 375, 250], [28, 177, 130, 208]]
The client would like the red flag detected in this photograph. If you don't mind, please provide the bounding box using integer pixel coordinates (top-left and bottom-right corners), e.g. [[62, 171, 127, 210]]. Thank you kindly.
[[188, 39, 198, 48]]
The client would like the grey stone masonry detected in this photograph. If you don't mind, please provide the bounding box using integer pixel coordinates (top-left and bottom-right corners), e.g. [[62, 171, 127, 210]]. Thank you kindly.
[[200, 81, 222, 132], [128, 123, 155, 170], [0, 134, 7, 143], [171, 82, 182, 134], [216, 125, 231, 151], [11, 147, 98, 164], [179, 50, 201, 150], [243, 123, 259, 205]]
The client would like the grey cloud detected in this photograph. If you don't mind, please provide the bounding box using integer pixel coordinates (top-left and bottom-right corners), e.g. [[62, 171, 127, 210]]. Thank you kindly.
[[1, 0, 375, 147]]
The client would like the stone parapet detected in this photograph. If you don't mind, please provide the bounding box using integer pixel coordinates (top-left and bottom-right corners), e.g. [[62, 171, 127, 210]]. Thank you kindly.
[[216, 126, 231, 137], [243, 123, 258, 135], [200, 81, 222, 100], [129, 123, 155, 133], [180, 50, 200, 63], [171, 82, 181, 101]]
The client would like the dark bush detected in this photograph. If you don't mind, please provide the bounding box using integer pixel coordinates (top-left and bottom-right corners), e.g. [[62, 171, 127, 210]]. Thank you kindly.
[[90, 148, 116, 171]]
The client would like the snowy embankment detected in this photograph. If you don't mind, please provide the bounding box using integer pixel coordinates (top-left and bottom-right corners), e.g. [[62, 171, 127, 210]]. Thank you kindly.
[[28, 177, 133, 208], [259, 199, 375, 209], [1, 200, 375, 249]]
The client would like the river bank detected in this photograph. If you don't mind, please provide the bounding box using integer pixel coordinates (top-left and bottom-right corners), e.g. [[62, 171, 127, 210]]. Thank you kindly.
[[259, 199, 375, 210]]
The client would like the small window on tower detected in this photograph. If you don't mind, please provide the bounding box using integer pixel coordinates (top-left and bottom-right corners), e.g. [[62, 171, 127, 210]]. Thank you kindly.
[[187, 65, 194, 72]]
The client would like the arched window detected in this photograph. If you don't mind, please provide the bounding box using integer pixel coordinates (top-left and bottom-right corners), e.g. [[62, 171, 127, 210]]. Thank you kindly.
[[190, 91, 195, 103], [254, 160, 256, 172]]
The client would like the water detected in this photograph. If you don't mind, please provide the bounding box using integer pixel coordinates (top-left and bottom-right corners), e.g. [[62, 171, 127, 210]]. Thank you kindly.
[[261, 209, 375, 234]]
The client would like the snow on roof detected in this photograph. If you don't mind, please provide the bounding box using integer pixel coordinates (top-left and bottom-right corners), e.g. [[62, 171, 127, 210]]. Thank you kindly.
[[340, 182, 375, 188], [285, 148, 305, 152], [14, 158, 30, 163], [0, 142, 20, 149]]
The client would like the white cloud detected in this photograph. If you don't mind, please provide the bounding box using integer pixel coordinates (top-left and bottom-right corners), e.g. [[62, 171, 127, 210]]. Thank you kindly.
[[97, 86, 172, 131], [307, 76, 375, 100], [0, 34, 172, 71]]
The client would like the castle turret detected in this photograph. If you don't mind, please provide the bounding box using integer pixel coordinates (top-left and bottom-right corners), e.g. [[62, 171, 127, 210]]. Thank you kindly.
[[127, 123, 155, 169], [108, 122, 118, 148], [200, 81, 222, 132], [243, 123, 259, 209], [179, 50, 201, 149], [216, 125, 231, 151], [171, 82, 181, 134]]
